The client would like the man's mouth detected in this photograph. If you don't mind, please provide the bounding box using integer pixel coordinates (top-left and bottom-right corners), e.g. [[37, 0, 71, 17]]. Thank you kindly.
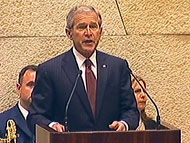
[[139, 101, 146, 104], [83, 40, 95, 44]]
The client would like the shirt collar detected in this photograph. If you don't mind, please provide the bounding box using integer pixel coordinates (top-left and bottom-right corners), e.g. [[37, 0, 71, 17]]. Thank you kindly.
[[18, 101, 28, 120], [72, 47, 97, 68]]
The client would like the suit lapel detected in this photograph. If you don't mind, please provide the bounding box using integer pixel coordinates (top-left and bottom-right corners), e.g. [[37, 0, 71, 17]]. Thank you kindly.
[[96, 51, 109, 118], [61, 49, 94, 118], [13, 105, 32, 138]]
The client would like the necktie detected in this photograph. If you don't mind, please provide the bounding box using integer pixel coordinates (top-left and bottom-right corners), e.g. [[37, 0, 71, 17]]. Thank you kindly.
[[85, 59, 97, 115]]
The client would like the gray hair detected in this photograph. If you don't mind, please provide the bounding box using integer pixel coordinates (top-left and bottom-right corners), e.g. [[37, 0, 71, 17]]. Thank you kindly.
[[66, 5, 102, 29]]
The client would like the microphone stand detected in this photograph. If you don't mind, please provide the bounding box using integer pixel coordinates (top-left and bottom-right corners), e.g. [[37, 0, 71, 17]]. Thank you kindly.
[[64, 70, 82, 132]]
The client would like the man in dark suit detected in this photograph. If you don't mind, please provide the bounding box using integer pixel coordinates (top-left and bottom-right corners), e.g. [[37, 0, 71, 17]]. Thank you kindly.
[[0, 65, 37, 143], [28, 5, 139, 133]]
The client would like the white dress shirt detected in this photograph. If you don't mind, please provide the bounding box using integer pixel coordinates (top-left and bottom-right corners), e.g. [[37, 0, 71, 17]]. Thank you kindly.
[[72, 47, 97, 90], [18, 101, 28, 120]]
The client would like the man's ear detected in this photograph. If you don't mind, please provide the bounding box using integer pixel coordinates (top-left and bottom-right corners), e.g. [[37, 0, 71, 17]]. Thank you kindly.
[[100, 27, 103, 36], [16, 83, 21, 96], [65, 28, 73, 40], [17, 83, 21, 90]]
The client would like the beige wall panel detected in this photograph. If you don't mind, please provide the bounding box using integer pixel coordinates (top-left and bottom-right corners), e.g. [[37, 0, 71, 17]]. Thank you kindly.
[[118, 0, 190, 34], [0, 0, 125, 37], [0, 37, 71, 111], [0, 35, 189, 142]]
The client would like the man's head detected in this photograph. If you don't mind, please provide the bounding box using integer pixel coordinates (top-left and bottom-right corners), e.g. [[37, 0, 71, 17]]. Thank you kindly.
[[66, 5, 103, 58], [132, 76, 148, 111], [17, 65, 37, 110]]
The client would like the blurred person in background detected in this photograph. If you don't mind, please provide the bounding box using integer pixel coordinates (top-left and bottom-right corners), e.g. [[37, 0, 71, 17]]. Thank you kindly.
[[0, 65, 37, 143], [132, 76, 157, 130]]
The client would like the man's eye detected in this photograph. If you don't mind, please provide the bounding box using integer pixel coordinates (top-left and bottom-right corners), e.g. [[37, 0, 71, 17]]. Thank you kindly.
[[77, 25, 87, 30], [27, 82, 35, 87], [76, 23, 99, 31], [135, 89, 141, 94], [89, 24, 99, 30]]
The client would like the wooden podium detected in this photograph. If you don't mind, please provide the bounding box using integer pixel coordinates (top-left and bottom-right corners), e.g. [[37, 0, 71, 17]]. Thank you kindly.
[[36, 123, 181, 143]]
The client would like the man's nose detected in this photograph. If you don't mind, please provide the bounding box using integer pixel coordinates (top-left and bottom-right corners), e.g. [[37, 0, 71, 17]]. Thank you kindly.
[[84, 25, 92, 36], [140, 91, 146, 98]]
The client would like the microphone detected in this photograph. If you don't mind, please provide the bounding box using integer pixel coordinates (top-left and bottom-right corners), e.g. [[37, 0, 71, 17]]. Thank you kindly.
[[125, 60, 161, 129], [64, 70, 82, 132]]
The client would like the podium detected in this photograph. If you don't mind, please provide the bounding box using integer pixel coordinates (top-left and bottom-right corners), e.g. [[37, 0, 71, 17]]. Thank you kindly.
[[36, 122, 181, 143]]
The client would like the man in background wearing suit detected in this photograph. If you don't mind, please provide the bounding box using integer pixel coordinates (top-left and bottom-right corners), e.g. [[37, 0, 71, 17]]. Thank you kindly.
[[0, 65, 37, 143], [28, 5, 139, 133]]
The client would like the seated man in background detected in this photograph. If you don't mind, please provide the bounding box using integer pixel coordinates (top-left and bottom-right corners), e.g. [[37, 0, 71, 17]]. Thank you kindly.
[[0, 65, 37, 143], [132, 76, 157, 130]]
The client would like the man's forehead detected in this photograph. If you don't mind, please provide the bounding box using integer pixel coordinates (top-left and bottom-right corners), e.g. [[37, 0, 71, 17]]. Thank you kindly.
[[133, 81, 144, 88], [74, 11, 99, 21], [23, 70, 36, 80]]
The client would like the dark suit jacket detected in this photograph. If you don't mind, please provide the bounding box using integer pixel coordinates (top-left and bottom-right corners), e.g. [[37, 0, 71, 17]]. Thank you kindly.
[[28, 49, 139, 132], [0, 104, 32, 143]]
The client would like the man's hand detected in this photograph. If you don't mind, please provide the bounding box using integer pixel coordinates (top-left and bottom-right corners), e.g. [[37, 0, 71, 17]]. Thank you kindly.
[[52, 123, 66, 132], [109, 121, 126, 131]]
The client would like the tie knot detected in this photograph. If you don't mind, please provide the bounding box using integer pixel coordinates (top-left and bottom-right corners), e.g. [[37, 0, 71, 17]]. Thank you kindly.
[[85, 59, 92, 69]]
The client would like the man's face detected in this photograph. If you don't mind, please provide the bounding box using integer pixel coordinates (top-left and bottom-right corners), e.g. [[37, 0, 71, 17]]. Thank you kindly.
[[66, 11, 102, 58], [133, 81, 148, 111], [17, 70, 36, 110]]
